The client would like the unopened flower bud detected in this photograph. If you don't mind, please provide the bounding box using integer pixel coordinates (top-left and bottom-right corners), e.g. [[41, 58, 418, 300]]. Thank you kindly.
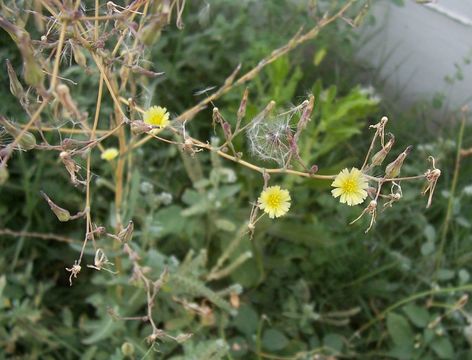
[[385, 145, 412, 179], [0, 166, 8, 185], [0, 115, 36, 150], [141, 22, 162, 46], [23, 56, 44, 87], [56, 84, 81, 119], [70, 40, 87, 68], [6, 59, 25, 100], [237, 88, 249, 123], [121, 342, 135, 356], [41, 191, 71, 222]]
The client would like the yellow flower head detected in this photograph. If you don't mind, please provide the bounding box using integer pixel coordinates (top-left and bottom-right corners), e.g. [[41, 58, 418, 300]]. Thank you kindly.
[[258, 185, 291, 219], [101, 147, 119, 161], [143, 106, 169, 128], [331, 167, 369, 206]]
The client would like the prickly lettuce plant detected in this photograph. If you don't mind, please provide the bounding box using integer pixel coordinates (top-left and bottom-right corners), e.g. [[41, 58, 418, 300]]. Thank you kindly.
[[0, 0, 463, 359]]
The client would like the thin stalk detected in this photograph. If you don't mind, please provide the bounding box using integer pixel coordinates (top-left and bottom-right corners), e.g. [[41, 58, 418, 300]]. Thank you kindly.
[[434, 112, 467, 272]]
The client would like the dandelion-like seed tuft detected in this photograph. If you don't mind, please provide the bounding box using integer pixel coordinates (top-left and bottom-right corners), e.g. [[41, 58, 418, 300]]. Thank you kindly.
[[247, 111, 295, 166], [331, 168, 369, 206], [258, 185, 291, 218]]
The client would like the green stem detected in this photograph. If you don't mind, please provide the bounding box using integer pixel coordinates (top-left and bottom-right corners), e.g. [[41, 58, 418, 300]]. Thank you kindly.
[[435, 113, 466, 273], [350, 283, 472, 341]]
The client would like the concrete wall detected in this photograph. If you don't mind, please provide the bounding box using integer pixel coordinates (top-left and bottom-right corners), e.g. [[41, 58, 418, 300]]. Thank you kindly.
[[356, 0, 472, 113]]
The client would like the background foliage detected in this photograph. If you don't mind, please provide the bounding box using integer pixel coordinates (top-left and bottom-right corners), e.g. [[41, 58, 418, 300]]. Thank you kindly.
[[1, 0, 472, 359]]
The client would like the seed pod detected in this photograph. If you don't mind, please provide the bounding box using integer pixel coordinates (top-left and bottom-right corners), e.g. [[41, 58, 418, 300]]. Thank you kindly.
[[385, 146, 413, 179], [0, 115, 36, 150], [40, 191, 71, 222], [6, 59, 25, 100]]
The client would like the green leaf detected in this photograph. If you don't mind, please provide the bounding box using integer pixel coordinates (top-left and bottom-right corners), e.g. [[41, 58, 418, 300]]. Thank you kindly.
[[387, 313, 414, 347], [154, 205, 184, 236], [402, 304, 430, 328], [430, 337, 454, 359], [423, 225, 436, 242], [421, 241, 435, 256], [437, 269, 455, 281], [233, 305, 258, 336], [262, 329, 289, 351], [82, 317, 120, 345], [313, 48, 327, 66], [323, 333, 344, 353]]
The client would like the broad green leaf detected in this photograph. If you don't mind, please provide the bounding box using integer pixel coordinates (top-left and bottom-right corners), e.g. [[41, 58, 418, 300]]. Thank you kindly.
[[262, 329, 289, 351], [233, 305, 258, 336], [323, 333, 344, 353], [402, 304, 430, 328], [431, 337, 454, 359], [387, 312, 414, 347]]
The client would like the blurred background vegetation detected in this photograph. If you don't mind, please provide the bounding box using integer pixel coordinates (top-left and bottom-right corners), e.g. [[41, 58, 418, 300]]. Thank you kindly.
[[1, 0, 472, 359]]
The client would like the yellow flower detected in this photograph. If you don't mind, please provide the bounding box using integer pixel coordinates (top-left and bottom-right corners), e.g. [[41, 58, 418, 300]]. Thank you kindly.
[[101, 147, 119, 161], [258, 186, 291, 218], [331, 167, 369, 206], [143, 106, 169, 128]]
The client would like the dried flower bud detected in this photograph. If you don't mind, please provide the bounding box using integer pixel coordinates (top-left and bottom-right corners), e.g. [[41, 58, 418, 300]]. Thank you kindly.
[[0, 115, 36, 150], [350, 199, 378, 233], [370, 116, 389, 146], [65, 260, 81, 286], [115, 220, 134, 243], [175, 333, 193, 343], [385, 145, 412, 179], [422, 156, 441, 208], [370, 133, 395, 167], [6, 59, 25, 100], [141, 21, 162, 46], [56, 84, 81, 119], [309, 164, 319, 174], [41, 191, 71, 221], [130, 120, 154, 135], [297, 94, 315, 135], [60, 151, 85, 186], [70, 40, 87, 68], [237, 88, 249, 124]]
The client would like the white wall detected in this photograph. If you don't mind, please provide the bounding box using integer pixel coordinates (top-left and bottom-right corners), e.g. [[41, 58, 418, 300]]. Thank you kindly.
[[356, 0, 472, 113]]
